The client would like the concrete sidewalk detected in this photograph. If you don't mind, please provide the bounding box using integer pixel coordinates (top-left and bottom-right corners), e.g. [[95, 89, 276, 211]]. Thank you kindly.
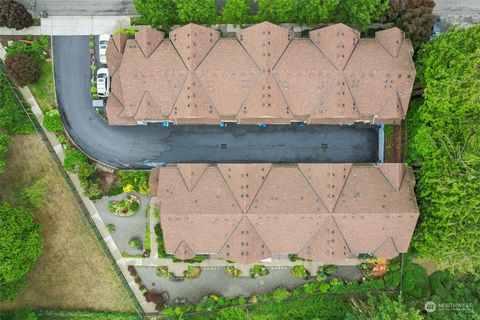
[[0, 16, 131, 36]]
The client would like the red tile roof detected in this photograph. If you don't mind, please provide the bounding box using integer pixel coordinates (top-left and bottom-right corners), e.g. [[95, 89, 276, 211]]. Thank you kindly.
[[150, 163, 419, 263], [106, 23, 415, 125]]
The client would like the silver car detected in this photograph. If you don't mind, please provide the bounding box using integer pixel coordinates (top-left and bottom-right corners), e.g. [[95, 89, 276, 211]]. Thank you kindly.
[[96, 68, 110, 98]]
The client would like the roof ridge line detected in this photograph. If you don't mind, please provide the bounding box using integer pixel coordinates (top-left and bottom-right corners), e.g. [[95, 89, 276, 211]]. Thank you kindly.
[[244, 164, 272, 213], [331, 164, 352, 213], [167, 72, 189, 118], [215, 165, 247, 214], [133, 90, 165, 119], [176, 164, 208, 192], [297, 165, 330, 213], [376, 164, 406, 192]]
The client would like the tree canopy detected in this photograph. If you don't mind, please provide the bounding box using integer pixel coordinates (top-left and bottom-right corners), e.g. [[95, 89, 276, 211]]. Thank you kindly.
[[0, 0, 33, 30], [221, 0, 251, 25], [175, 0, 217, 24], [407, 25, 480, 274], [133, 0, 177, 31], [0, 202, 42, 301]]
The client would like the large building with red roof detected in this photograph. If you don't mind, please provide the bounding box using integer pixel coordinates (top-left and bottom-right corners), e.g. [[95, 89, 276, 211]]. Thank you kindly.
[[149, 163, 419, 264], [105, 22, 415, 126]]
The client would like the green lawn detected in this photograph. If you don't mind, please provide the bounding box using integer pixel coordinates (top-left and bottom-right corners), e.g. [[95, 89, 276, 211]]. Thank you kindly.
[[28, 60, 56, 113]]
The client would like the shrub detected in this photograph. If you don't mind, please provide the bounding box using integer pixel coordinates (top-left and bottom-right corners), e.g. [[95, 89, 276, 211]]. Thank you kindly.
[[5, 54, 41, 87], [157, 265, 174, 278], [42, 109, 63, 132], [272, 287, 290, 302], [89, 41, 94, 47], [145, 291, 165, 310], [320, 264, 337, 275], [221, 0, 251, 25], [319, 282, 330, 293], [6, 36, 50, 61], [402, 261, 430, 302], [127, 265, 137, 276], [118, 170, 150, 194], [184, 265, 202, 279], [0, 71, 35, 134], [175, 0, 217, 24], [0, 134, 10, 174], [20, 180, 45, 209], [129, 237, 143, 250], [113, 28, 137, 37], [134, 0, 177, 31], [0, 202, 42, 300], [106, 224, 115, 233], [0, 0, 33, 30], [291, 265, 310, 279], [154, 223, 167, 257], [224, 266, 241, 277], [250, 265, 269, 278], [108, 195, 141, 216]]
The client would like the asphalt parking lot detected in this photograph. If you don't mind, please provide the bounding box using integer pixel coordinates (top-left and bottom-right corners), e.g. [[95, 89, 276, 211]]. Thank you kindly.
[[53, 36, 378, 169]]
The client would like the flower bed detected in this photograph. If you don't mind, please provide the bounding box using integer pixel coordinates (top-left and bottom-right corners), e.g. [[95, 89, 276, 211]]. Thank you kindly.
[[108, 194, 140, 216]]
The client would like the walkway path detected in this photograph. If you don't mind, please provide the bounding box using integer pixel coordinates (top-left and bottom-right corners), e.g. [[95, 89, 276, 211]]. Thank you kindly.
[[0, 16, 130, 36]]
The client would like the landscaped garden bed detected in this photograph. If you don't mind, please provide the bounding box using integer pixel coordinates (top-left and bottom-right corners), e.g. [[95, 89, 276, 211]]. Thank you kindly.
[[95, 191, 150, 257], [108, 194, 140, 216]]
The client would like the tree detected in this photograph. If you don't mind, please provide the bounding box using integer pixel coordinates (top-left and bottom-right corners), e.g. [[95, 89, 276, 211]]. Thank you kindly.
[[5, 54, 41, 87], [0, 202, 42, 301], [222, 0, 251, 25], [175, 0, 217, 24], [0, 0, 33, 30], [297, 0, 339, 25], [347, 295, 423, 320], [0, 133, 10, 174], [382, 0, 435, 49], [134, 0, 177, 31], [20, 181, 46, 209], [257, 0, 297, 23], [42, 109, 63, 132], [408, 25, 480, 274], [0, 71, 34, 134], [334, 0, 389, 31]]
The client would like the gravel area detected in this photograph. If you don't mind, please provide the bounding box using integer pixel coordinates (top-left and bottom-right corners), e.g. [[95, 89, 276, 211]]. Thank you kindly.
[[136, 265, 362, 305], [95, 191, 150, 256]]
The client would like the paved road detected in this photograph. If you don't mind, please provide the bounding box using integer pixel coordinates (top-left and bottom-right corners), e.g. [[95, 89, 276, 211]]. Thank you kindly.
[[53, 36, 378, 169], [19, 0, 135, 16]]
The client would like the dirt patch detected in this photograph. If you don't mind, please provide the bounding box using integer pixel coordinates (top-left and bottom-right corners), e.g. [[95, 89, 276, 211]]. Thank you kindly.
[[412, 258, 441, 276], [0, 134, 135, 312], [99, 171, 118, 195], [384, 124, 404, 163]]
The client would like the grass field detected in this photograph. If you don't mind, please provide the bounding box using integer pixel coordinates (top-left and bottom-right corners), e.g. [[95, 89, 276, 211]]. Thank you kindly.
[[0, 134, 136, 312], [27, 60, 57, 113]]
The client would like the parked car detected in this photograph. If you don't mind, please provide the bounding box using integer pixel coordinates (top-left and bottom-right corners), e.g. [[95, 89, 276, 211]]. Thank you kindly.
[[96, 68, 110, 98], [98, 34, 110, 65]]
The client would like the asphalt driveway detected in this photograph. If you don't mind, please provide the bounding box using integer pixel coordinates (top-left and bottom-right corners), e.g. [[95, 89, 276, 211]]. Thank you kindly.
[[52, 36, 378, 169]]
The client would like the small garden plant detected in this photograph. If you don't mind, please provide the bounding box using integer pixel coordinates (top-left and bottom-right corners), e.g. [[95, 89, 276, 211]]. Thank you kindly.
[[316, 264, 336, 281], [156, 265, 174, 278], [129, 237, 143, 250], [224, 266, 241, 277], [108, 194, 140, 216], [184, 265, 202, 279], [106, 224, 115, 233], [291, 265, 310, 280], [250, 265, 269, 279]]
